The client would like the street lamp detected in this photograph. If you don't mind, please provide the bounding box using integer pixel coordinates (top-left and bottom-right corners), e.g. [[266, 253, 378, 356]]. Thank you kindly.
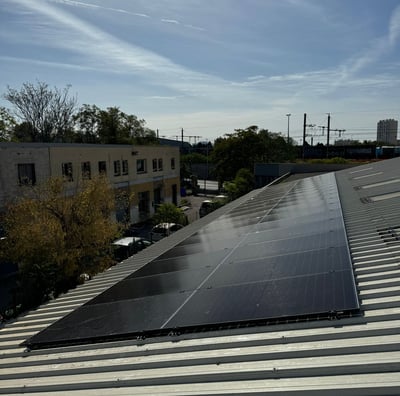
[[286, 113, 291, 143]]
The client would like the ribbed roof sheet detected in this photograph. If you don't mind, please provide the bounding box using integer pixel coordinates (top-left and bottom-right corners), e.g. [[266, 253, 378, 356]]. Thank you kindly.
[[1, 158, 400, 395]]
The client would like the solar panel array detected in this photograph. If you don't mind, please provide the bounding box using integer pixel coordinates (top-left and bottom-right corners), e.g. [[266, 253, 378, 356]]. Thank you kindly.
[[25, 172, 359, 349]]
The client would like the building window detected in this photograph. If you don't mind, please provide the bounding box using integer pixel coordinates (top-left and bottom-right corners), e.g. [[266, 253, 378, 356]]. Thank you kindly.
[[152, 158, 157, 172], [81, 161, 91, 179], [137, 159, 147, 174], [158, 158, 163, 171], [98, 161, 107, 175], [171, 157, 175, 170], [114, 160, 121, 176], [18, 163, 36, 185], [122, 160, 129, 175], [61, 162, 73, 181]]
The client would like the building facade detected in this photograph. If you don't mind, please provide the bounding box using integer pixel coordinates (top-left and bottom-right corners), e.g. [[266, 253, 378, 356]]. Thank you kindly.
[[0, 143, 180, 224], [377, 118, 398, 145]]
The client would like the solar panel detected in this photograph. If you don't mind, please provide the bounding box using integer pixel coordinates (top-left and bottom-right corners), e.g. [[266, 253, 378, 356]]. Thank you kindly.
[[24, 172, 359, 349]]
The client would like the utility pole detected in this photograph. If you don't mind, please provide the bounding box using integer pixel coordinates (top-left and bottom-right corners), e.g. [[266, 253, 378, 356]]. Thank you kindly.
[[303, 113, 307, 160], [302, 113, 316, 159], [181, 128, 184, 149], [286, 113, 291, 144], [326, 113, 331, 158]]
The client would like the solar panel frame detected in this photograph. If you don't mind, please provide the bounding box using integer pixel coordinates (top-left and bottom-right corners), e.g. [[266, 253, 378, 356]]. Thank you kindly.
[[24, 172, 360, 349]]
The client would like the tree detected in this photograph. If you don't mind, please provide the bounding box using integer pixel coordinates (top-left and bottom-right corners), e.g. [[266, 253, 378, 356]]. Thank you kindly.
[[3, 81, 77, 142], [12, 121, 35, 142], [212, 126, 296, 185], [2, 175, 119, 310], [72, 104, 101, 143], [73, 105, 157, 144], [224, 168, 255, 200], [123, 113, 158, 144], [259, 130, 297, 163], [152, 203, 187, 225], [0, 107, 16, 141], [211, 126, 264, 183]]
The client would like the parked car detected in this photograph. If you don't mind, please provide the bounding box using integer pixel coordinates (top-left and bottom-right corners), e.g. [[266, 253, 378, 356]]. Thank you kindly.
[[214, 194, 228, 201], [150, 223, 184, 241], [112, 237, 152, 262], [199, 200, 213, 218]]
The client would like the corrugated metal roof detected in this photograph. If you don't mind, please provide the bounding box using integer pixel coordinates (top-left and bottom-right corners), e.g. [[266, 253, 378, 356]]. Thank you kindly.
[[1, 158, 400, 395]]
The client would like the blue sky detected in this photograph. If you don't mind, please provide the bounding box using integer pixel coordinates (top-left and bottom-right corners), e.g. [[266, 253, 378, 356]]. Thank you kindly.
[[1, 0, 400, 144]]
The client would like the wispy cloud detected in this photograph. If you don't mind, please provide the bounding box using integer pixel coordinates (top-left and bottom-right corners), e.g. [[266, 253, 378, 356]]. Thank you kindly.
[[0, 55, 97, 72], [48, 0, 206, 31], [146, 95, 180, 100], [10, 1, 200, 77], [335, 4, 400, 84], [183, 24, 205, 32], [389, 4, 400, 45], [159, 18, 204, 31], [161, 19, 179, 25], [4, 0, 227, 107], [247, 75, 265, 81], [4, 0, 400, 132], [49, 0, 149, 18]]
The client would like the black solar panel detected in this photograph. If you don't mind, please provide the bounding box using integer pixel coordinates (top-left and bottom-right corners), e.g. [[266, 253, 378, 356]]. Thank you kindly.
[[24, 173, 359, 349]]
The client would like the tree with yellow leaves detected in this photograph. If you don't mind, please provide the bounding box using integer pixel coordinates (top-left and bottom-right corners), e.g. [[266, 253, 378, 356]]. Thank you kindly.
[[2, 175, 119, 310]]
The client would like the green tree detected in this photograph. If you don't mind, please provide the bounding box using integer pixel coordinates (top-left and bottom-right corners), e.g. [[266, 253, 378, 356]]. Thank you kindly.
[[152, 203, 187, 225], [3, 81, 77, 142], [259, 130, 297, 163], [224, 168, 255, 200], [73, 105, 157, 144], [0, 107, 16, 141], [2, 175, 119, 310], [72, 104, 101, 143], [212, 126, 295, 185]]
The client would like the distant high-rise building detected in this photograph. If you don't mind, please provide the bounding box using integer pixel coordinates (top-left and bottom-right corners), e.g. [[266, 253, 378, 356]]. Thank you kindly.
[[377, 119, 398, 145]]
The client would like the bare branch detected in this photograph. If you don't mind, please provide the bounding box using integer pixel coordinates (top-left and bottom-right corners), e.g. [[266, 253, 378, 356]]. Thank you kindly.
[[3, 81, 77, 142]]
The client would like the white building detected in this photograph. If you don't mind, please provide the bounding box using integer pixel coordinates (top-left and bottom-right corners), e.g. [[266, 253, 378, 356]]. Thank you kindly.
[[0, 142, 180, 224], [377, 118, 398, 145]]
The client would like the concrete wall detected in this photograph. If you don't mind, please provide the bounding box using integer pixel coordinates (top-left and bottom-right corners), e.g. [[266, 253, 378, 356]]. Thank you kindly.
[[0, 144, 51, 207], [254, 162, 357, 187], [0, 143, 180, 224]]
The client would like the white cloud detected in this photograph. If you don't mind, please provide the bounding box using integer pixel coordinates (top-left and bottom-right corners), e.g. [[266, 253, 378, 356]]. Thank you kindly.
[[146, 95, 180, 100], [161, 19, 180, 25], [389, 4, 400, 45], [183, 24, 205, 32], [0, 55, 97, 72], [11, 0, 209, 82], [247, 75, 265, 81], [49, 0, 150, 18], [3, 0, 400, 144]]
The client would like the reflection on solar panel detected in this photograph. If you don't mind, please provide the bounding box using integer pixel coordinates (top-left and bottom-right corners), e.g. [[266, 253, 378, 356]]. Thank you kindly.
[[25, 173, 359, 349]]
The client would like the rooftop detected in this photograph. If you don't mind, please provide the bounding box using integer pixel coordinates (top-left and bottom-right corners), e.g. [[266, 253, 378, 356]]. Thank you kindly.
[[1, 158, 400, 395]]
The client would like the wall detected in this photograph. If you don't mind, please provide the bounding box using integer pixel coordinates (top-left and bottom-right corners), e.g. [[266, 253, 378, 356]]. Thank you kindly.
[[0, 143, 180, 224], [254, 162, 357, 187], [0, 143, 51, 207]]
